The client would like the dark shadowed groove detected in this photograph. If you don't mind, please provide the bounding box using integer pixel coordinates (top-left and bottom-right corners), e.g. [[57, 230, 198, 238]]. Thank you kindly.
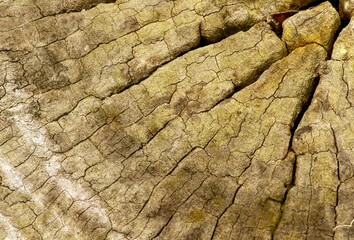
[[74, 0, 117, 11], [300, 0, 339, 11], [330, 126, 341, 238], [106, 23, 277, 100], [194, 55, 289, 119], [328, 23, 345, 59], [105, 36, 202, 100], [271, 74, 321, 239], [290, 75, 320, 144], [271, 9, 348, 233], [288, 5, 344, 140], [36, 0, 117, 17]]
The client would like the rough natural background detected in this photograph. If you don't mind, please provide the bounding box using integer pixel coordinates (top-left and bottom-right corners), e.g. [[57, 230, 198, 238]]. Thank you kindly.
[[0, 0, 353, 239]]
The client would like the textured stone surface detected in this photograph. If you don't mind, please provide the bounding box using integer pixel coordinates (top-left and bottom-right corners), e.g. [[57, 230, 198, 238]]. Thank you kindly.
[[275, 17, 354, 240], [340, 0, 354, 20], [282, 2, 341, 52], [0, 1, 353, 240]]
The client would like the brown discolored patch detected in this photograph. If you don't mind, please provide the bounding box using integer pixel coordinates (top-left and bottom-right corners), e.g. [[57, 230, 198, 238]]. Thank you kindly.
[[267, 11, 299, 32], [295, 125, 312, 137], [146, 200, 176, 220], [338, 151, 353, 181], [172, 95, 189, 113], [311, 100, 322, 113], [185, 226, 205, 240], [121, 16, 139, 31], [320, 98, 332, 112], [0, 86, 5, 98], [30, 63, 72, 92]]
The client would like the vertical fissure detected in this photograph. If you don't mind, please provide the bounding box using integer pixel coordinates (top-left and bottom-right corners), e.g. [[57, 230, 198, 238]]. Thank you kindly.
[[272, 73, 321, 239]]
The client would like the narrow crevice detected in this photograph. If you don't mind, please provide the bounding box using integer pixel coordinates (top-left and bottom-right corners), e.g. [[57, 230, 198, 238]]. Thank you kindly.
[[3, 2, 352, 240], [271, 73, 321, 239], [288, 76, 321, 181], [151, 214, 174, 239], [339, 17, 350, 30], [333, 187, 339, 238], [103, 24, 213, 100], [300, 0, 339, 11], [163, 147, 196, 177], [200, 23, 256, 46], [194, 55, 290, 119], [77, 0, 117, 11], [327, 0, 340, 11], [106, 32, 211, 100], [106, 47, 196, 100], [193, 86, 237, 117], [107, 22, 275, 101], [198, 36, 210, 48], [330, 126, 341, 238], [328, 26, 344, 59], [270, 11, 347, 232], [290, 75, 320, 144], [121, 116, 180, 161], [37, 0, 116, 17]]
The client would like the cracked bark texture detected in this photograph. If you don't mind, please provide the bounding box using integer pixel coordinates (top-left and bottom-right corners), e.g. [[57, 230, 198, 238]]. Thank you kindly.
[[0, 0, 353, 240]]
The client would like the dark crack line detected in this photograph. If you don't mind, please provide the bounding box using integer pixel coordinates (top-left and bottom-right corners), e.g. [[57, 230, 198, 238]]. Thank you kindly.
[[210, 184, 242, 240], [271, 71, 322, 238], [290, 75, 320, 144], [271, 15, 348, 237], [53, 118, 109, 154], [6, 0, 118, 33], [271, 151, 296, 240], [109, 147, 197, 235], [104, 42, 201, 100], [341, 62, 352, 107], [104, 23, 277, 103], [304, 157, 314, 240], [151, 177, 209, 239], [33, 0, 117, 20], [121, 116, 180, 161], [330, 125, 341, 238], [151, 214, 174, 240]]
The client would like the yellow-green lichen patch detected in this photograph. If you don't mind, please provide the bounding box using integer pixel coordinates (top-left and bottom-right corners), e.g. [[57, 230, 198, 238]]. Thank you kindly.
[[187, 209, 206, 223], [212, 196, 223, 206]]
